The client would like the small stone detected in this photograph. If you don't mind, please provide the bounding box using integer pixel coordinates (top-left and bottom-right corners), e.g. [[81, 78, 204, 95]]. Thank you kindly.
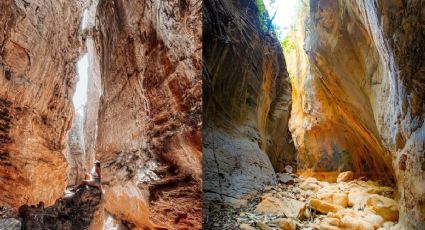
[[299, 182, 320, 191], [272, 218, 296, 230], [336, 171, 354, 182], [277, 173, 295, 184], [284, 165, 293, 174], [240, 223, 256, 230], [256, 221, 271, 230], [308, 199, 341, 214], [366, 194, 399, 221]]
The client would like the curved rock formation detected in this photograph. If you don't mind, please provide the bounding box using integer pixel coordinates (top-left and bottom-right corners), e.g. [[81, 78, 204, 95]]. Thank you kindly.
[[287, 0, 425, 227], [203, 0, 295, 207], [0, 0, 85, 208], [93, 0, 202, 228]]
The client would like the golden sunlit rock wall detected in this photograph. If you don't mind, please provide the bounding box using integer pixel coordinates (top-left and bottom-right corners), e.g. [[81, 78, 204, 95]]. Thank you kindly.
[[287, 0, 425, 227]]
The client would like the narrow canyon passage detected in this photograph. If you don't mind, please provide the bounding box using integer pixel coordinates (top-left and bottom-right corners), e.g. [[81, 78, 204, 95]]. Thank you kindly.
[[203, 0, 424, 229], [0, 0, 202, 229]]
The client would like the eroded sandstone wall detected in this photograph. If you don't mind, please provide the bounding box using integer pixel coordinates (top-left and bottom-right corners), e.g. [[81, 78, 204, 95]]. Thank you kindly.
[[93, 0, 202, 228], [203, 0, 295, 207], [0, 0, 85, 209], [287, 0, 425, 227]]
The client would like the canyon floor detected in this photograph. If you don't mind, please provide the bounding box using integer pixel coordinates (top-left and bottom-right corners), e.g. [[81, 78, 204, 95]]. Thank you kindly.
[[205, 172, 400, 230]]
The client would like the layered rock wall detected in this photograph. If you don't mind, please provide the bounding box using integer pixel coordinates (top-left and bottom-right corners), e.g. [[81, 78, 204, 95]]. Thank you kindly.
[[93, 0, 202, 228], [0, 0, 85, 208], [203, 0, 295, 207], [287, 0, 425, 227]]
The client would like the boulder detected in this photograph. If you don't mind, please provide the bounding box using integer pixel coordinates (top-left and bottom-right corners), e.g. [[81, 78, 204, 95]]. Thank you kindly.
[[348, 188, 370, 209], [366, 195, 399, 221], [317, 193, 349, 208], [336, 171, 354, 182], [340, 216, 374, 230], [318, 222, 341, 230], [256, 197, 305, 218], [363, 214, 384, 228], [323, 217, 340, 226], [299, 182, 321, 191], [308, 199, 341, 214], [272, 218, 296, 230]]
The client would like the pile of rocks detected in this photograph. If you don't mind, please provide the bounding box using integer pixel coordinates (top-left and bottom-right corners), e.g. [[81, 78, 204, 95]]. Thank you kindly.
[[233, 171, 400, 230]]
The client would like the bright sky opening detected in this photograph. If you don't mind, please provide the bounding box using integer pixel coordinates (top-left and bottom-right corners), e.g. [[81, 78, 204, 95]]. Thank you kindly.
[[263, 0, 300, 40], [73, 54, 89, 116]]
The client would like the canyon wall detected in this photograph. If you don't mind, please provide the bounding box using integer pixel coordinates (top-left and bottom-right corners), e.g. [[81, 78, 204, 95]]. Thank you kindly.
[[0, 0, 85, 208], [203, 0, 295, 207], [287, 0, 425, 227], [66, 113, 86, 186], [83, 1, 102, 174], [93, 0, 202, 228]]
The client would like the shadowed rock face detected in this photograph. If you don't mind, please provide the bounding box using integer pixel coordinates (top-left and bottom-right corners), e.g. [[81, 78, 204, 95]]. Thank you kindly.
[[203, 0, 295, 207], [19, 188, 102, 230], [93, 0, 202, 228], [287, 0, 425, 227], [0, 0, 85, 208]]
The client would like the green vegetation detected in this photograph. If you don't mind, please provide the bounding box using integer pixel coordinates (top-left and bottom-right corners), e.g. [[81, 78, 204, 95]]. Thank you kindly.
[[281, 36, 296, 55], [255, 0, 271, 33]]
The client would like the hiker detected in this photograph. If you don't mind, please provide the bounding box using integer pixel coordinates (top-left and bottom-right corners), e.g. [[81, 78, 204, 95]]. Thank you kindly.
[[72, 160, 101, 191]]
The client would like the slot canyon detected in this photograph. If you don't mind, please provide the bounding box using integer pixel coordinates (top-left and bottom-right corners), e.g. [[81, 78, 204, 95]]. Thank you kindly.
[[203, 0, 424, 229], [0, 0, 202, 229]]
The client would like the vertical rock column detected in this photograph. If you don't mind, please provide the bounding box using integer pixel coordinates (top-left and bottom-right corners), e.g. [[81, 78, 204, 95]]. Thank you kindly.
[[0, 0, 85, 208], [94, 0, 202, 229]]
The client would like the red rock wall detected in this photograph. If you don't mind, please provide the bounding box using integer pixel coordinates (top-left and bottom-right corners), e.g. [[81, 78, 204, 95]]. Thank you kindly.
[[93, 0, 202, 228], [0, 0, 85, 209]]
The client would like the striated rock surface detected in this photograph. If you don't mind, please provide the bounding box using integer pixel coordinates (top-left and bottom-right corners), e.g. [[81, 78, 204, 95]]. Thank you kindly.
[[83, 1, 102, 173], [0, 0, 85, 209], [93, 0, 202, 228], [19, 188, 102, 230], [203, 0, 295, 207], [66, 113, 86, 186], [286, 0, 425, 227]]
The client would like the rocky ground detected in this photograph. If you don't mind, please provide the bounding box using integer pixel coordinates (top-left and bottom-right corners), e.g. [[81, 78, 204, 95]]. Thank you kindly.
[[0, 187, 102, 230], [205, 171, 401, 230]]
